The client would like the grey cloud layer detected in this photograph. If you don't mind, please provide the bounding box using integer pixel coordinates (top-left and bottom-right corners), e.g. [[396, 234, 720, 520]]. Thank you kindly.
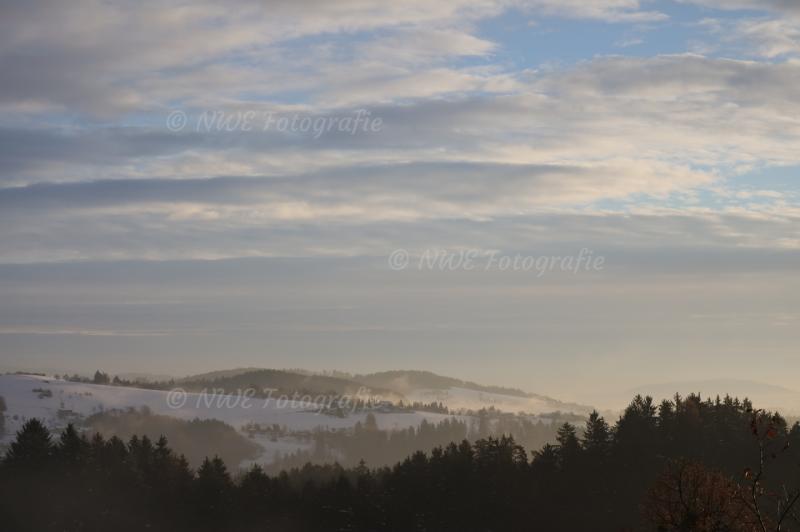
[[2, 53, 800, 261], [0, 0, 663, 115], [1, 1, 799, 265]]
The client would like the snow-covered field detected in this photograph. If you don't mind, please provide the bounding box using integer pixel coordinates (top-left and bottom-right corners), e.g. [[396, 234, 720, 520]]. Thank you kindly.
[[0, 373, 591, 468], [0, 374, 465, 463]]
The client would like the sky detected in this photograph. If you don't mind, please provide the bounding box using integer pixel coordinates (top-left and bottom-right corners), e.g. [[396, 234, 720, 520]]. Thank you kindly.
[[0, 0, 798, 404]]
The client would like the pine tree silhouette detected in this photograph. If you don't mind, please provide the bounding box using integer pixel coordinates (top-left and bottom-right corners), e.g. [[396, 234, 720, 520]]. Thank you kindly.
[[4, 418, 53, 468]]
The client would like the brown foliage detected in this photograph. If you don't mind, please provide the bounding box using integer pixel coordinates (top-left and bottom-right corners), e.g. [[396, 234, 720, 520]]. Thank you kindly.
[[644, 460, 760, 532]]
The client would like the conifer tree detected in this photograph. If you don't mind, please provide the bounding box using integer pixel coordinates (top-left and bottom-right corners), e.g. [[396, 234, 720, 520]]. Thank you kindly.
[[4, 418, 53, 468], [583, 411, 611, 453]]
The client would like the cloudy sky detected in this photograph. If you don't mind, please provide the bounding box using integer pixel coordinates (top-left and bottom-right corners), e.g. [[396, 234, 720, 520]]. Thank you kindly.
[[0, 0, 798, 403]]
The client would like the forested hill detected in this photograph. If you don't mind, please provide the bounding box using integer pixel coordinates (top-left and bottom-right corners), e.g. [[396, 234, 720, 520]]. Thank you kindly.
[[3, 393, 800, 531], [180, 368, 398, 398], [354, 369, 533, 397], [354, 370, 593, 413], [182, 367, 548, 400]]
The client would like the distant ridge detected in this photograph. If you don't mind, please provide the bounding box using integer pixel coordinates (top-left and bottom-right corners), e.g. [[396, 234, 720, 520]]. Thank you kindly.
[[353, 370, 593, 414], [178, 367, 593, 414], [180, 368, 399, 398], [354, 370, 532, 397], [178, 367, 265, 382]]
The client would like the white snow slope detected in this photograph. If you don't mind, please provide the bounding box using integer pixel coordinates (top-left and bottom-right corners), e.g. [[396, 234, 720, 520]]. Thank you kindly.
[[0, 374, 465, 464]]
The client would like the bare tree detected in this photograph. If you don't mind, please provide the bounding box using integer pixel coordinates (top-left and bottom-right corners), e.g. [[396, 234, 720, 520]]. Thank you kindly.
[[645, 460, 755, 531], [737, 411, 800, 532]]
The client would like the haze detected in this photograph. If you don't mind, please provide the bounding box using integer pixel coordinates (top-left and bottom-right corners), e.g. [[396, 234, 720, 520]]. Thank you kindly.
[[1, 0, 799, 407]]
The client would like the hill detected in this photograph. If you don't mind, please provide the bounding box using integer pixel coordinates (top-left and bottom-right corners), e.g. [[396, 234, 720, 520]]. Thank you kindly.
[[354, 370, 593, 415], [181, 368, 399, 399]]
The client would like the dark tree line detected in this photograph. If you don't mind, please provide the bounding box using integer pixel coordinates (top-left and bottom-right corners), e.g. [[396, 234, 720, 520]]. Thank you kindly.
[[85, 407, 261, 468], [267, 411, 564, 471], [2, 393, 800, 531]]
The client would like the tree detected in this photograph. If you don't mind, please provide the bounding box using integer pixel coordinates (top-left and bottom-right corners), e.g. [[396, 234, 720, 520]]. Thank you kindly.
[[194, 455, 234, 528], [556, 422, 581, 466], [645, 460, 755, 531], [4, 418, 53, 468], [616, 394, 658, 452], [57, 423, 89, 466], [531, 443, 559, 475], [737, 411, 800, 531], [583, 411, 610, 454]]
